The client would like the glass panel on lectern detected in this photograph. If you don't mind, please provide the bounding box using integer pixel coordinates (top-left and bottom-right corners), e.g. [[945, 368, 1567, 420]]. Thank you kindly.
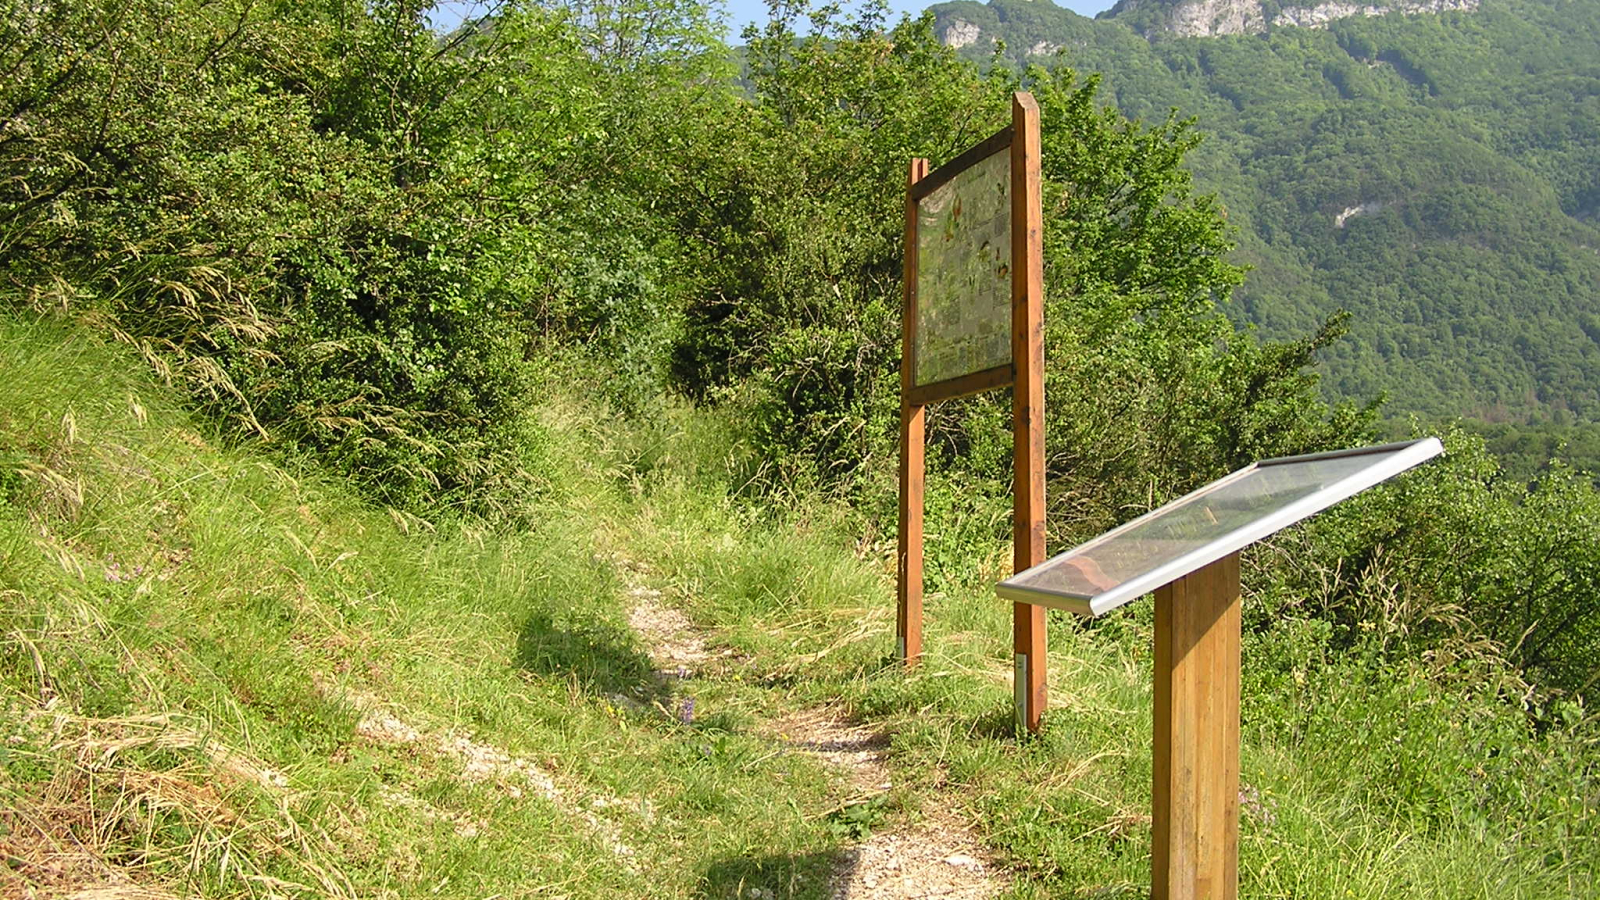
[[997, 439, 1444, 616]]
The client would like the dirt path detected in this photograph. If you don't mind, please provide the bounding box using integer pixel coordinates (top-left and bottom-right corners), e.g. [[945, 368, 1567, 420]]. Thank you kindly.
[[626, 583, 712, 673], [615, 559, 1008, 900], [767, 708, 1006, 900]]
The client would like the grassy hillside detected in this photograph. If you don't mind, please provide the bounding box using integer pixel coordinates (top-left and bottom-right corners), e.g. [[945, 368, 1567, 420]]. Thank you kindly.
[[0, 318, 849, 897], [928, 0, 1600, 425], [2, 319, 1592, 898], [2, 2, 1596, 896]]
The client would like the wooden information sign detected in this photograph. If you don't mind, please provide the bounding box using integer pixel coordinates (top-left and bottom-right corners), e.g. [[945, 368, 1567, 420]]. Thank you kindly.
[[997, 438, 1444, 900], [899, 91, 1046, 735]]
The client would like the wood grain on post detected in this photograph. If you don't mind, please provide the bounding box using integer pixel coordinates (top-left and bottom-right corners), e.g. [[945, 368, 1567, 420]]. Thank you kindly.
[[1152, 552, 1241, 900], [897, 156, 929, 666], [1010, 92, 1047, 733]]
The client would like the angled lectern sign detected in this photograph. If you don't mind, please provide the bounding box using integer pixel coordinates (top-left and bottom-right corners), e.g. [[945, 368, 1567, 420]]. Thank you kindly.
[[899, 92, 1047, 735], [998, 438, 1445, 900]]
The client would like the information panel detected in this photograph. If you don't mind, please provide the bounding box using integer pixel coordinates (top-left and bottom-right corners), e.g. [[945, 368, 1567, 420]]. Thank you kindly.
[[996, 438, 1445, 617], [899, 92, 1044, 733], [913, 147, 1011, 387]]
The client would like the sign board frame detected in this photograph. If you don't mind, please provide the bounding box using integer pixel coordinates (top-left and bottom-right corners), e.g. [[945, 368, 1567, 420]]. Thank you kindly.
[[898, 91, 1047, 735]]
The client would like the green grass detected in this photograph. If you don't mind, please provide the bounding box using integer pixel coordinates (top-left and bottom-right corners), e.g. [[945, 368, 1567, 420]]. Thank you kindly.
[[589, 402, 1598, 897], [0, 316, 1594, 898], [0, 318, 843, 898]]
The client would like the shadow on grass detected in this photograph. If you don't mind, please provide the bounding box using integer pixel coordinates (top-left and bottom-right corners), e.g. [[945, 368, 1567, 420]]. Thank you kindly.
[[965, 704, 1019, 741], [515, 609, 669, 704], [695, 849, 846, 900]]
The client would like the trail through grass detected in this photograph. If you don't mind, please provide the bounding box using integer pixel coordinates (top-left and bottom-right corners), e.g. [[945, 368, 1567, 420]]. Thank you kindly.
[[608, 540, 1007, 899], [0, 318, 1592, 898]]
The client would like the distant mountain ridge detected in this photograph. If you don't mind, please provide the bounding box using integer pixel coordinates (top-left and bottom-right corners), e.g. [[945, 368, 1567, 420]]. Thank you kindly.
[[1104, 0, 1479, 38], [924, 0, 1600, 425], [933, 0, 1481, 49]]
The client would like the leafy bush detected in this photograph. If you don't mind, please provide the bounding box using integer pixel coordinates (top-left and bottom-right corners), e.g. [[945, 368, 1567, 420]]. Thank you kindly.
[[653, 3, 1372, 545], [1251, 427, 1600, 700], [0, 0, 702, 516]]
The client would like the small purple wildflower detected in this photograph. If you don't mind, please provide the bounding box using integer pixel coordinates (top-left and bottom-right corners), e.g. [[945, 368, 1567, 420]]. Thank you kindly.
[[677, 697, 696, 725], [103, 555, 147, 584], [1239, 784, 1276, 826]]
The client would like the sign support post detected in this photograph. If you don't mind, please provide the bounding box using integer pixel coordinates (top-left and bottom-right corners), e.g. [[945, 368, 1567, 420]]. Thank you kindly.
[[898, 156, 929, 666], [1010, 93, 1047, 735], [896, 92, 1047, 734], [1152, 552, 1241, 900], [998, 438, 1444, 899]]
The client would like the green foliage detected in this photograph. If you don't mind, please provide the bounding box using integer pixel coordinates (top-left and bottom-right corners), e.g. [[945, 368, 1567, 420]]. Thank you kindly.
[[0, 0, 714, 516], [1456, 416, 1600, 482], [661, 3, 1010, 490], [1249, 428, 1600, 699], [929, 0, 1600, 425], [824, 794, 894, 841], [652, 3, 1367, 548], [1026, 70, 1374, 540], [0, 0, 1377, 528]]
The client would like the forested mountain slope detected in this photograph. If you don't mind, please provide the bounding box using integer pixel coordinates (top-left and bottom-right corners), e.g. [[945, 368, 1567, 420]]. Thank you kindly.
[[928, 0, 1600, 423]]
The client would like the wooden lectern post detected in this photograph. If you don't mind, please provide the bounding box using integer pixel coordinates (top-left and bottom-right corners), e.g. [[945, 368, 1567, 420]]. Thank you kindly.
[[1152, 552, 1241, 900], [997, 438, 1446, 898]]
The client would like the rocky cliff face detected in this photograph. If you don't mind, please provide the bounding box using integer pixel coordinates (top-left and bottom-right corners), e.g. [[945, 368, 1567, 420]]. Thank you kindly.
[[1119, 0, 1480, 38], [1164, 0, 1264, 37], [1270, 0, 1479, 32], [1083, 0, 1479, 39], [935, 0, 1480, 49], [941, 18, 984, 48]]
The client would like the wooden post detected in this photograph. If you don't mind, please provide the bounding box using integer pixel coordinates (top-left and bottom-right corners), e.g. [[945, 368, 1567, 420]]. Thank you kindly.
[[897, 157, 929, 666], [1152, 552, 1241, 900], [1011, 92, 1047, 733]]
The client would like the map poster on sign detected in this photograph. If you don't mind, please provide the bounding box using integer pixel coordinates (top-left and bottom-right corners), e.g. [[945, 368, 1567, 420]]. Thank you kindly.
[[914, 147, 1012, 387]]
